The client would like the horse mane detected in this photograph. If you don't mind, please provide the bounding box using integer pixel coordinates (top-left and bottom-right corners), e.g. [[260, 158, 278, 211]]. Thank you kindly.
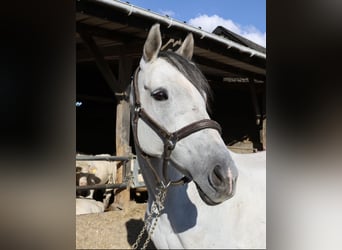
[[158, 51, 212, 112]]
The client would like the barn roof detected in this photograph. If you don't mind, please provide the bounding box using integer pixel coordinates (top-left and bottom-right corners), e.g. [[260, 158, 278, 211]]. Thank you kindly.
[[76, 0, 266, 81], [212, 26, 266, 54]]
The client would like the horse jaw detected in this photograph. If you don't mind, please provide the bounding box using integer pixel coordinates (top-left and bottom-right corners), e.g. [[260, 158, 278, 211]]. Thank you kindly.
[[171, 133, 238, 205]]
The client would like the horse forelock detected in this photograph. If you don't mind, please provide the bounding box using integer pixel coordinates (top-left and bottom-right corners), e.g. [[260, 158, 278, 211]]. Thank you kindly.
[[158, 51, 212, 112]]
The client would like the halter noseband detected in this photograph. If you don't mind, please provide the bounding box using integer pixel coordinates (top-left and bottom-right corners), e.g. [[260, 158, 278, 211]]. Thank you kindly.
[[132, 66, 222, 187]]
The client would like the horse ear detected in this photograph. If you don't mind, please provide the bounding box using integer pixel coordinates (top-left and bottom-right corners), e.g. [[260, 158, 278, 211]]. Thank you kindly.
[[143, 23, 162, 62], [176, 33, 194, 60]]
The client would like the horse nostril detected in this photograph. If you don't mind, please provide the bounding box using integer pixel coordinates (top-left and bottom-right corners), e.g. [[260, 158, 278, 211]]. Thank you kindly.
[[211, 165, 224, 187]]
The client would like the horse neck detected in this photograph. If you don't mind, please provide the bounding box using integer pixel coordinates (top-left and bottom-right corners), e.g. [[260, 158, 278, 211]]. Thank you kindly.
[[137, 153, 236, 236]]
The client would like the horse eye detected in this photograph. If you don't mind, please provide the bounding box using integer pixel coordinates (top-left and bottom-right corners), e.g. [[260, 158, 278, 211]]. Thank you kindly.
[[151, 88, 168, 101]]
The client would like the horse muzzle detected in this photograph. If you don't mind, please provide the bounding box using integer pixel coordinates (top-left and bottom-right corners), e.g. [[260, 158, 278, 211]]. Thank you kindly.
[[195, 164, 238, 206]]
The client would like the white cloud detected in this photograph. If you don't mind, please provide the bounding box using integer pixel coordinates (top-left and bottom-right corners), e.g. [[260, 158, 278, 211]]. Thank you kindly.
[[159, 10, 175, 17], [188, 14, 266, 47]]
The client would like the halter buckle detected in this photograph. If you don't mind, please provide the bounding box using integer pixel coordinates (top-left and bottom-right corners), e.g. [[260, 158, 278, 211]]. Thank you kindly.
[[165, 134, 178, 150]]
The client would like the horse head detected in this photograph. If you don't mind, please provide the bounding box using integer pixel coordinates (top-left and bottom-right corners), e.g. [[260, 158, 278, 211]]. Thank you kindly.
[[132, 23, 238, 205]]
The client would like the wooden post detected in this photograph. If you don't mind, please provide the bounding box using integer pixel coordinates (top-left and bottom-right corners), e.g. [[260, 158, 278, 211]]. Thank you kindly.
[[261, 89, 266, 150], [80, 29, 134, 208], [80, 29, 135, 208], [249, 78, 264, 150], [260, 118, 266, 150], [114, 97, 131, 209], [113, 55, 133, 210], [248, 78, 261, 126]]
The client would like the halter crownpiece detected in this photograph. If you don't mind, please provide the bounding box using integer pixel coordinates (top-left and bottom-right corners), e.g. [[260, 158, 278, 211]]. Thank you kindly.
[[131, 66, 222, 187]]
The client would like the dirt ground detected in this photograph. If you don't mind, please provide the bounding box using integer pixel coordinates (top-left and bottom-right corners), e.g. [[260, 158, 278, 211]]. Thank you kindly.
[[76, 199, 156, 249]]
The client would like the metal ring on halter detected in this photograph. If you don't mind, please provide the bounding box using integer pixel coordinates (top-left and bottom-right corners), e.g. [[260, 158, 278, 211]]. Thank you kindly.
[[166, 138, 176, 150], [160, 180, 171, 189]]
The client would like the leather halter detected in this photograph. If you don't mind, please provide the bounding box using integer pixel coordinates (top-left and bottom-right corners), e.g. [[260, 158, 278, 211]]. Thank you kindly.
[[132, 66, 222, 187]]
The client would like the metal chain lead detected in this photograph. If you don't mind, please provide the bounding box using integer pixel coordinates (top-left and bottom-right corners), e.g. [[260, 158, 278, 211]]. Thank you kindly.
[[132, 185, 168, 250]]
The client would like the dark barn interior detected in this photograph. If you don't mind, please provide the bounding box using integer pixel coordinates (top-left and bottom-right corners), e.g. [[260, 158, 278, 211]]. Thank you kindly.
[[76, 61, 265, 154], [76, 62, 118, 155], [210, 81, 265, 149], [76, 0, 266, 155]]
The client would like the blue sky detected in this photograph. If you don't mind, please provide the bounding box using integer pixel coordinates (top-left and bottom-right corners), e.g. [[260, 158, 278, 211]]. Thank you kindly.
[[126, 0, 266, 46]]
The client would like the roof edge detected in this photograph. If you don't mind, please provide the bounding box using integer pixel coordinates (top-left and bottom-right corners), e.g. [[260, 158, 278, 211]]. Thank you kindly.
[[90, 0, 266, 59]]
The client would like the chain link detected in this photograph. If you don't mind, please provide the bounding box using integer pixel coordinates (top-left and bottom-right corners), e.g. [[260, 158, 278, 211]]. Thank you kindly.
[[132, 185, 168, 250]]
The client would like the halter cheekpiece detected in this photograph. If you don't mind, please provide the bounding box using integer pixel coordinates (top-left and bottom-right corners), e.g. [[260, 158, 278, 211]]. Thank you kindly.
[[132, 66, 222, 187]]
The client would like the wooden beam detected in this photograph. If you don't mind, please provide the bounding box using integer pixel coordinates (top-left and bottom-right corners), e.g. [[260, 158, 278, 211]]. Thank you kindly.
[[77, 43, 143, 63], [118, 55, 133, 91], [249, 78, 266, 151], [78, 30, 120, 95], [76, 22, 141, 44], [194, 55, 266, 81], [113, 56, 133, 210], [114, 99, 131, 210], [260, 118, 266, 150], [77, 1, 265, 69], [249, 78, 262, 125]]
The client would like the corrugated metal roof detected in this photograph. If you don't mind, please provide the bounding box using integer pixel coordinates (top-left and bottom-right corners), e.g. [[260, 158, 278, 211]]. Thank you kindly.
[[213, 26, 266, 54], [76, 0, 266, 81]]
